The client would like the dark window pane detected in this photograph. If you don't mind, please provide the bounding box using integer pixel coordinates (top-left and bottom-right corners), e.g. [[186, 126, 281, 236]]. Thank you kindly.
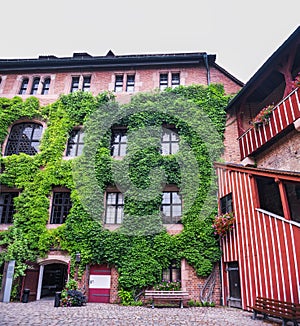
[[220, 193, 233, 214], [41, 78, 51, 95], [284, 182, 300, 223], [0, 192, 18, 224], [5, 123, 43, 156], [30, 78, 40, 95], [115, 75, 123, 92], [160, 73, 168, 91], [256, 176, 283, 216], [50, 192, 72, 224], [126, 75, 135, 92], [70, 77, 80, 93], [19, 78, 29, 95], [83, 76, 91, 92], [171, 73, 180, 88]]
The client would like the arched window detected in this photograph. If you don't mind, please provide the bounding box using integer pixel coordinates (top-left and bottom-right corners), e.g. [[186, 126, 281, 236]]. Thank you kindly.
[[30, 77, 40, 95], [41, 77, 51, 95], [19, 78, 29, 95], [5, 122, 43, 156]]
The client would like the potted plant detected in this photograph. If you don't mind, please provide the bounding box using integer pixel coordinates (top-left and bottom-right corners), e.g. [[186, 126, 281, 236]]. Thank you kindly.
[[212, 212, 236, 239], [154, 280, 181, 291], [250, 104, 274, 129]]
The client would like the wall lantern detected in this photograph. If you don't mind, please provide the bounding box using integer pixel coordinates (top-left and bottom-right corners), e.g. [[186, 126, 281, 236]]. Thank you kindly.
[[75, 252, 81, 263]]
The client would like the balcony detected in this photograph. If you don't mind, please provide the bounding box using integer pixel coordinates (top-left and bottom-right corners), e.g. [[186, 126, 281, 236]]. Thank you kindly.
[[238, 87, 300, 160]]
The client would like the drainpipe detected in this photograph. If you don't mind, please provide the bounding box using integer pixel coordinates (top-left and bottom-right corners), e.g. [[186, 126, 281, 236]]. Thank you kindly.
[[203, 53, 211, 86]]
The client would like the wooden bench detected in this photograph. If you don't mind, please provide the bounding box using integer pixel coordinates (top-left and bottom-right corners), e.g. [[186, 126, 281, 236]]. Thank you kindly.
[[144, 290, 189, 308], [247, 296, 300, 326]]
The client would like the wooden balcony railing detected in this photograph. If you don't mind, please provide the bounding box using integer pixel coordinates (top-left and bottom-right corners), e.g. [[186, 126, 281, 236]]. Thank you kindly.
[[238, 87, 300, 160]]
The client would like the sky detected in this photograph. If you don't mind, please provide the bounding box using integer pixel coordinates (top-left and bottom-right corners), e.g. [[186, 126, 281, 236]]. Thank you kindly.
[[1, 0, 299, 83]]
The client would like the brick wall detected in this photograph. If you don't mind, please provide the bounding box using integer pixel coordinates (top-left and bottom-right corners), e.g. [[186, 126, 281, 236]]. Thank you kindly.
[[181, 260, 221, 305], [256, 129, 300, 171], [222, 113, 241, 163], [0, 65, 241, 106]]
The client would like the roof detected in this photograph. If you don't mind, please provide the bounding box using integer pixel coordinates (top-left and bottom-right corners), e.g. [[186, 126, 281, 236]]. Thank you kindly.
[[0, 51, 243, 85], [214, 162, 300, 181], [226, 26, 300, 111]]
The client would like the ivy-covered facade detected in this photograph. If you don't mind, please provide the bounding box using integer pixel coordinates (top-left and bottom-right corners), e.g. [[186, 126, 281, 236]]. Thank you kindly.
[[0, 52, 242, 304]]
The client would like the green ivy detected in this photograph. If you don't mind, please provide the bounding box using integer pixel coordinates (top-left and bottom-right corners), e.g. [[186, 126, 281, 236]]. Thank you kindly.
[[0, 85, 233, 296]]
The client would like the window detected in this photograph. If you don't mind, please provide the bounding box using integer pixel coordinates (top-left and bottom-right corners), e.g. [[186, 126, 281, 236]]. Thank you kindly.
[[162, 260, 181, 282], [284, 181, 300, 223], [159, 73, 168, 91], [30, 77, 40, 95], [256, 176, 283, 216], [19, 78, 29, 95], [50, 192, 72, 224], [41, 78, 51, 95], [105, 192, 124, 224], [5, 122, 43, 156], [82, 76, 91, 92], [111, 129, 127, 156], [126, 75, 135, 92], [171, 73, 180, 88], [220, 193, 233, 214], [114, 75, 123, 92], [66, 129, 84, 157], [161, 191, 182, 224], [161, 128, 179, 155], [0, 192, 18, 224], [70, 77, 80, 93]]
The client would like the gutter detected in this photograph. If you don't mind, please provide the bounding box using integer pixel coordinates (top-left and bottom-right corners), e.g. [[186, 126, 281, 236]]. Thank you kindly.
[[203, 53, 211, 85]]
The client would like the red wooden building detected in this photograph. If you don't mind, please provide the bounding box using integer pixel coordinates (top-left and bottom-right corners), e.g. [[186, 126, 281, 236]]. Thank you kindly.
[[216, 26, 300, 309]]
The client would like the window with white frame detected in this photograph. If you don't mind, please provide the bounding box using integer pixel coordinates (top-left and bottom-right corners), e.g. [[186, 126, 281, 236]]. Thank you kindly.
[[70, 77, 80, 93], [0, 192, 18, 224], [111, 128, 127, 157], [50, 191, 72, 224], [66, 128, 84, 157], [5, 122, 43, 156], [161, 189, 182, 224], [70, 75, 91, 93], [82, 76, 91, 92], [161, 127, 179, 155], [105, 192, 124, 224], [159, 72, 180, 90]]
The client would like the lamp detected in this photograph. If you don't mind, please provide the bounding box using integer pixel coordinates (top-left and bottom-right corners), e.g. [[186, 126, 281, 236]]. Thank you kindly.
[[75, 252, 81, 263]]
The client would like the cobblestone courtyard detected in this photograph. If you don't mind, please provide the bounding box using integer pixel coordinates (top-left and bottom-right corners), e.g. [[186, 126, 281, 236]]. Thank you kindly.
[[0, 300, 280, 326]]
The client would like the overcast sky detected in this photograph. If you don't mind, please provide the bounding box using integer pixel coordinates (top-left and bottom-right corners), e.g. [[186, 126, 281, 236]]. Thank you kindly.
[[1, 0, 299, 83]]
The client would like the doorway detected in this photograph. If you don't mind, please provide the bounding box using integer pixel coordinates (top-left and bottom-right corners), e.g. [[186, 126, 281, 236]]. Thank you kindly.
[[41, 263, 67, 298], [227, 261, 242, 308]]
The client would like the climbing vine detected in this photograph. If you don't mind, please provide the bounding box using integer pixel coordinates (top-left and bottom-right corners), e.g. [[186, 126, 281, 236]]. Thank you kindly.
[[0, 84, 233, 298]]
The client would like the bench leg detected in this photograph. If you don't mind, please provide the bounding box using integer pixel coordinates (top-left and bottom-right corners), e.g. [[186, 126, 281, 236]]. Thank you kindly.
[[151, 300, 154, 309], [251, 311, 257, 320], [180, 299, 183, 308]]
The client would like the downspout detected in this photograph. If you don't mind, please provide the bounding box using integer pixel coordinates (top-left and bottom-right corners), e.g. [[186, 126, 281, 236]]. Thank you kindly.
[[203, 53, 211, 85]]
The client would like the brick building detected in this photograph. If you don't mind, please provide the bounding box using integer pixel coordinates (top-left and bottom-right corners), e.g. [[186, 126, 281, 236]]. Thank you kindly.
[[0, 50, 242, 304], [216, 26, 300, 309]]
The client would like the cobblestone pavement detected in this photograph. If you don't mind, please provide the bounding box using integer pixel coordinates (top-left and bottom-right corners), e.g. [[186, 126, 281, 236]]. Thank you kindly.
[[0, 300, 279, 326]]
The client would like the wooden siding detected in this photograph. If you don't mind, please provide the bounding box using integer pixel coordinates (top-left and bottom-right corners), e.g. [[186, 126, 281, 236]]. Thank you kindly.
[[238, 87, 300, 160], [216, 165, 300, 309]]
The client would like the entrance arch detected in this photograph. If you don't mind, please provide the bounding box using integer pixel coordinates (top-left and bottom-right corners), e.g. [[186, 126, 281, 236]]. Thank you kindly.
[[36, 255, 70, 300]]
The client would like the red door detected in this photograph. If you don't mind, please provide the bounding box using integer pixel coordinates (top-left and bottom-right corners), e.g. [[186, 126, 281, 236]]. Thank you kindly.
[[88, 264, 111, 303]]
